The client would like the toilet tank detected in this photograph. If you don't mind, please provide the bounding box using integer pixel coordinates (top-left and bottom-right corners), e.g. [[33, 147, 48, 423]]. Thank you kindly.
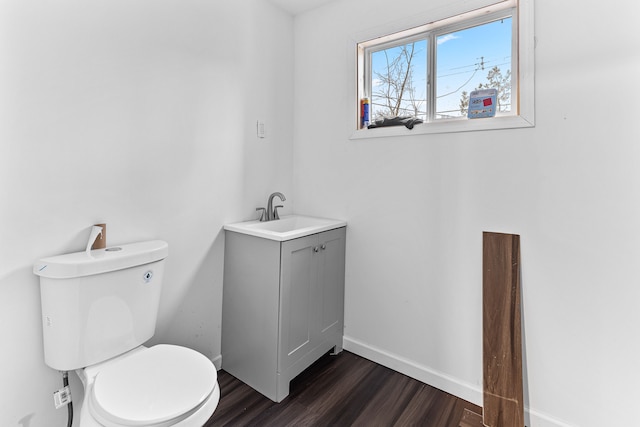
[[34, 240, 169, 371]]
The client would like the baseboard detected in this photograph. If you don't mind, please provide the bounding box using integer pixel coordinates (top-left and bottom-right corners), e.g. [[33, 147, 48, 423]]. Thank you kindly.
[[212, 354, 223, 371], [343, 335, 482, 405], [343, 335, 575, 427], [525, 409, 577, 427]]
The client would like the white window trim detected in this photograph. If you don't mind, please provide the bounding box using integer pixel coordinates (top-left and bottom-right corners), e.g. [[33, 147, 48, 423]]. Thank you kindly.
[[348, 0, 534, 140]]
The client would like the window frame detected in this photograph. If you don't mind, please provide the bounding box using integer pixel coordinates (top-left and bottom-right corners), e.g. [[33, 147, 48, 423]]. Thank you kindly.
[[350, 0, 534, 139]]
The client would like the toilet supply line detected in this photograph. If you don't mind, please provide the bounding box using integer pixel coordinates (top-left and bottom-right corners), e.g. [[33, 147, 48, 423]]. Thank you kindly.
[[53, 371, 73, 427]]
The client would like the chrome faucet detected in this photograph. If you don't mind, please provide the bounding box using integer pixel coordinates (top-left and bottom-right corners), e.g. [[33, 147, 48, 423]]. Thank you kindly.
[[266, 192, 286, 221]]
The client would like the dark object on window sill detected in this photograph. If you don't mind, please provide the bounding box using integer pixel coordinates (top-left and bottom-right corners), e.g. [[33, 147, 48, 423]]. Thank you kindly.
[[368, 116, 423, 130]]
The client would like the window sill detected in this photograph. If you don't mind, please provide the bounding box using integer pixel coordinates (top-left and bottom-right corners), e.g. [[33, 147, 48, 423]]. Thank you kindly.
[[349, 114, 534, 140]]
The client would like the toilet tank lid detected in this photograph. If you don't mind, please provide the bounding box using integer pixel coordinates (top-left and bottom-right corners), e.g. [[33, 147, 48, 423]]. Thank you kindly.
[[34, 240, 168, 279]]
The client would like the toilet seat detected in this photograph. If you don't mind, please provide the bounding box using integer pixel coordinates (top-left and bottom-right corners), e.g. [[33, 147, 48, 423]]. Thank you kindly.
[[89, 345, 217, 426]]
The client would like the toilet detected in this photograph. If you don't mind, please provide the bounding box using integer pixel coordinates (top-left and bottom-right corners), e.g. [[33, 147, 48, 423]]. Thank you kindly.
[[34, 240, 220, 426]]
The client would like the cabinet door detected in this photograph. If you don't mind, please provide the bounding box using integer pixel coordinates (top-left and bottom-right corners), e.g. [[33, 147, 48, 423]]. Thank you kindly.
[[279, 234, 318, 371], [317, 227, 346, 343]]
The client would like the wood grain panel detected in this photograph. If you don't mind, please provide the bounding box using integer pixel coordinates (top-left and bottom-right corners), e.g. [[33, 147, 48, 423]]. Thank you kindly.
[[482, 232, 524, 427]]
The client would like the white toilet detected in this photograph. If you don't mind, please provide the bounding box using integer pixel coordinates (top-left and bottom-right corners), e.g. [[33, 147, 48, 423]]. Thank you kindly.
[[34, 240, 220, 426]]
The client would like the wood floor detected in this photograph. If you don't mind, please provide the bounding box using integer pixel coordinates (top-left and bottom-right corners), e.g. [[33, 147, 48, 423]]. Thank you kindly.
[[205, 351, 483, 427]]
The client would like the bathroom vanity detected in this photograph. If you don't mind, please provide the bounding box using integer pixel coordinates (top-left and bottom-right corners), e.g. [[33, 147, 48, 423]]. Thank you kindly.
[[222, 216, 346, 402]]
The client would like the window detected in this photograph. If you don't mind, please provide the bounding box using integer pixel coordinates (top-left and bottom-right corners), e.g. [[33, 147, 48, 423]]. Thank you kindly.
[[369, 39, 428, 123], [436, 17, 512, 119], [354, 0, 534, 137]]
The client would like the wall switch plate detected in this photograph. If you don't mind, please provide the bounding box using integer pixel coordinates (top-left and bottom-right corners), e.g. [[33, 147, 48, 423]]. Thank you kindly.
[[257, 120, 266, 138]]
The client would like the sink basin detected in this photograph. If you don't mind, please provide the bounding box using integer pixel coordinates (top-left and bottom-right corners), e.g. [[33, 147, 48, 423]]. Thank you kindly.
[[224, 215, 346, 241]]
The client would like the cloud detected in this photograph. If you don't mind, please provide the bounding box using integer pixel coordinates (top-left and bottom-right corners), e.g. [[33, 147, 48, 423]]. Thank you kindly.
[[437, 34, 459, 45], [372, 78, 382, 87]]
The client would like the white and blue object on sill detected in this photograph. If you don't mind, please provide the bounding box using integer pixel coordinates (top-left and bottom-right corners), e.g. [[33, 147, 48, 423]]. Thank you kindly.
[[468, 88, 498, 119]]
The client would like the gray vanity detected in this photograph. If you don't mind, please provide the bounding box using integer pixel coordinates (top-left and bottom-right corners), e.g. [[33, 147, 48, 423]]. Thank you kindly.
[[222, 215, 346, 402]]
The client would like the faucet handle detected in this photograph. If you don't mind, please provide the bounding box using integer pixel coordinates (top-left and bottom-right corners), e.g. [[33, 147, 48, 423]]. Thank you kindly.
[[256, 207, 267, 222], [273, 205, 284, 220]]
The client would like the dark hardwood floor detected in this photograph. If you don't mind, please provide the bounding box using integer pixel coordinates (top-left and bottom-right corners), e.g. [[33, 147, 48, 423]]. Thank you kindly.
[[205, 351, 483, 427]]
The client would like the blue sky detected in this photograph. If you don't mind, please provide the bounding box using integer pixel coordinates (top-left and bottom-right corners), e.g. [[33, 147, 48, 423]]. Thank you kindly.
[[371, 17, 512, 119]]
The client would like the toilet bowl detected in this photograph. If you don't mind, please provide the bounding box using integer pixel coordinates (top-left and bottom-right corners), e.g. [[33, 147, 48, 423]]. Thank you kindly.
[[34, 240, 220, 427], [78, 345, 219, 427]]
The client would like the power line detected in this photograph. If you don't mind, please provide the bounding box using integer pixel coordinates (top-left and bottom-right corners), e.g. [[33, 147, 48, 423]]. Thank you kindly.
[[436, 68, 480, 98], [439, 57, 510, 78]]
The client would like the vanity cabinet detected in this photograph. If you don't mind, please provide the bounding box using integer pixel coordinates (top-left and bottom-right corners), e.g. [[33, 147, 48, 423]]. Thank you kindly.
[[222, 227, 346, 402]]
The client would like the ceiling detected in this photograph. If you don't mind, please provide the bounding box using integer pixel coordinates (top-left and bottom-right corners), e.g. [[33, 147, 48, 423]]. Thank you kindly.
[[269, 0, 336, 15]]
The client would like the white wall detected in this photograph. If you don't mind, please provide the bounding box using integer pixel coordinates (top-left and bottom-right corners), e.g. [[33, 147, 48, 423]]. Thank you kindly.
[[292, 1, 640, 426], [0, 1, 292, 425]]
